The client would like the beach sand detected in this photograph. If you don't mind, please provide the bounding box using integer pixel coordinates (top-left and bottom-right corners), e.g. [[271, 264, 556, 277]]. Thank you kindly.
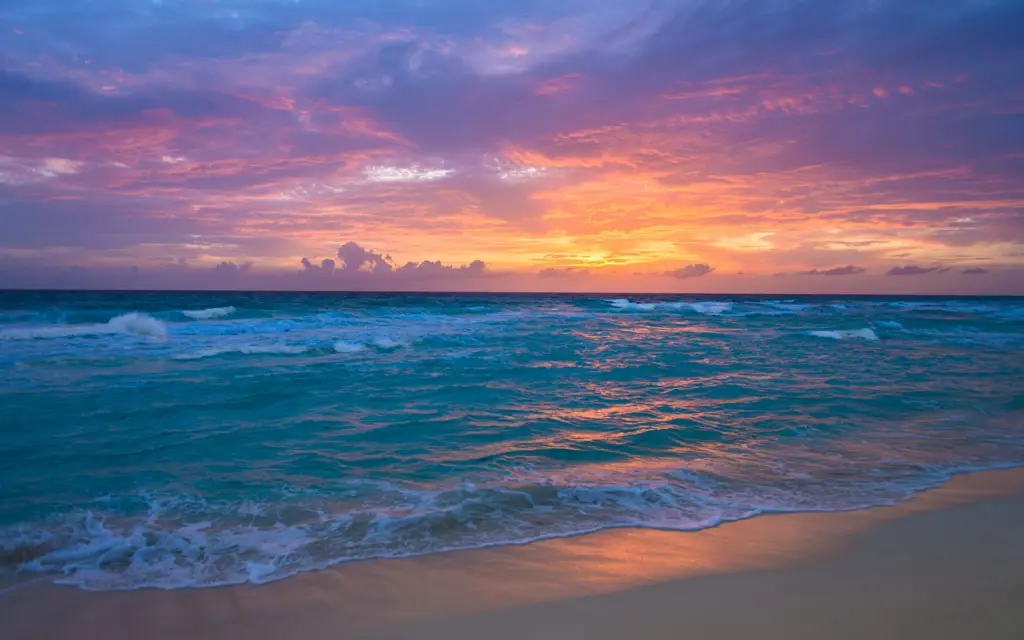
[[4, 467, 1024, 639]]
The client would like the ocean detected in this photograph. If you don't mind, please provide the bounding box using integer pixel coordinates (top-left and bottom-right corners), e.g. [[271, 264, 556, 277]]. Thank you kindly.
[[1, 291, 1022, 590]]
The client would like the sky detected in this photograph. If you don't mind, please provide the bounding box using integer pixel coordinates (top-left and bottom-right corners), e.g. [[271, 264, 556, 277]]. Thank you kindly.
[[1, 0, 1023, 293]]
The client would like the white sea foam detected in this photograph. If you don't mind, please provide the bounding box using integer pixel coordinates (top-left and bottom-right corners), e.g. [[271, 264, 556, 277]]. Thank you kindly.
[[606, 299, 732, 315], [809, 328, 879, 341], [758, 301, 811, 312], [1, 461, 988, 591], [182, 306, 235, 320], [877, 321, 904, 329], [607, 298, 657, 311], [333, 341, 366, 354], [10, 510, 315, 590], [0, 313, 168, 341], [106, 313, 169, 340], [687, 301, 732, 315], [371, 337, 405, 350], [177, 344, 308, 359]]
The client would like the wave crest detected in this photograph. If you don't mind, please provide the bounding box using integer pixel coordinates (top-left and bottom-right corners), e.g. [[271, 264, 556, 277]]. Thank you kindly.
[[333, 341, 366, 354], [606, 299, 732, 315], [176, 344, 308, 359], [1, 460, 973, 591], [809, 328, 878, 341], [0, 313, 167, 341], [181, 306, 235, 320]]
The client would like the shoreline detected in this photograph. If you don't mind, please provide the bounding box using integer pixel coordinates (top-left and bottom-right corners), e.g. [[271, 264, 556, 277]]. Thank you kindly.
[[4, 466, 1024, 639]]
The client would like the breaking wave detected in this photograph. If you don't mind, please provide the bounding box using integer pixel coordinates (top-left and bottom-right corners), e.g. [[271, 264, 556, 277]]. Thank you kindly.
[[333, 341, 366, 354], [606, 299, 732, 315], [181, 306, 235, 320], [0, 461, 990, 591], [0, 313, 168, 341], [809, 328, 879, 341], [175, 344, 309, 359]]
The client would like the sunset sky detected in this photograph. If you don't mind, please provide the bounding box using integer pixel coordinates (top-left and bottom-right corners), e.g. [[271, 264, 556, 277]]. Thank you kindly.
[[2, 0, 1023, 293]]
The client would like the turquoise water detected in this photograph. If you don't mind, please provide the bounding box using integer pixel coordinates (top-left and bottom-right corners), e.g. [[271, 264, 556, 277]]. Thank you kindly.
[[1, 291, 1023, 590]]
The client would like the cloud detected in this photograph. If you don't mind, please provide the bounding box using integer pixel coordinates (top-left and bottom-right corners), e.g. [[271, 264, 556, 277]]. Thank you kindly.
[[301, 242, 485, 282], [213, 261, 252, 276], [394, 259, 486, 277], [336, 241, 394, 274], [795, 265, 867, 276], [2, 1, 1024, 293], [538, 266, 590, 278], [962, 267, 990, 275], [301, 257, 337, 274], [664, 263, 714, 279], [886, 265, 939, 276]]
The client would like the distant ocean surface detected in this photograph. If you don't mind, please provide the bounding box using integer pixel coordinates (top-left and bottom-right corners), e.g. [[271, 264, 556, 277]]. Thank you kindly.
[[1, 291, 1023, 590]]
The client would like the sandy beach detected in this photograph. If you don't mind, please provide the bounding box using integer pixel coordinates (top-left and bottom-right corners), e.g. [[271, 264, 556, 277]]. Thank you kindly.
[[3, 467, 1024, 640]]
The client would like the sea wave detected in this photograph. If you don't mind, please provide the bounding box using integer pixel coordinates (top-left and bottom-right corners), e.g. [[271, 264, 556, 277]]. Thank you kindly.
[[876, 320, 904, 329], [176, 344, 310, 359], [181, 306, 235, 320], [757, 301, 812, 312], [371, 336, 406, 350], [3, 292, 1023, 592], [606, 299, 732, 315], [0, 461, 998, 591], [333, 341, 366, 354], [884, 301, 1002, 315], [0, 313, 168, 341], [809, 328, 879, 341]]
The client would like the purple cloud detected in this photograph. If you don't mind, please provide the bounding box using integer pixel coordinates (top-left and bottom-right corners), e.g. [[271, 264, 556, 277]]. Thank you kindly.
[[213, 261, 252, 276], [962, 267, 990, 275], [394, 259, 486, 277], [795, 266, 867, 276], [300, 242, 485, 283], [336, 241, 394, 274], [665, 264, 715, 279], [887, 265, 939, 276], [301, 258, 337, 274], [538, 267, 591, 278]]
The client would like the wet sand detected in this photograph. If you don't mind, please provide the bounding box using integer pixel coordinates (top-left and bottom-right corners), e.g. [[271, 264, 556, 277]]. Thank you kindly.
[[4, 467, 1024, 639]]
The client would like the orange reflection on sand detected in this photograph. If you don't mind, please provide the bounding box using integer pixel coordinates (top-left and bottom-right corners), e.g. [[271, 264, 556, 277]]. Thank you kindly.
[[4, 469, 1023, 639]]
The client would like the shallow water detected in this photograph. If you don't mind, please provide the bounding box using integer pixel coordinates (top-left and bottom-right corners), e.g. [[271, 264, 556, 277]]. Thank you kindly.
[[1, 291, 1022, 589]]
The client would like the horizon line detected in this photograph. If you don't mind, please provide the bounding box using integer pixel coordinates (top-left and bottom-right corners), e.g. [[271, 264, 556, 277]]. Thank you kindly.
[[2, 288, 1022, 299]]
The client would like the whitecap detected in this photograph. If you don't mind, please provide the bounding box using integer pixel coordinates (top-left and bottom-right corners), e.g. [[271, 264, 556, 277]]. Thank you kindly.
[[686, 301, 732, 315], [607, 298, 657, 311], [371, 337, 405, 350], [606, 299, 732, 315], [332, 341, 366, 354], [176, 344, 308, 359], [106, 313, 169, 340], [182, 306, 235, 320], [757, 301, 811, 312], [0, 313, 168, 341], [876, 321, 904, 330], [809, 328, 879, 341]]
